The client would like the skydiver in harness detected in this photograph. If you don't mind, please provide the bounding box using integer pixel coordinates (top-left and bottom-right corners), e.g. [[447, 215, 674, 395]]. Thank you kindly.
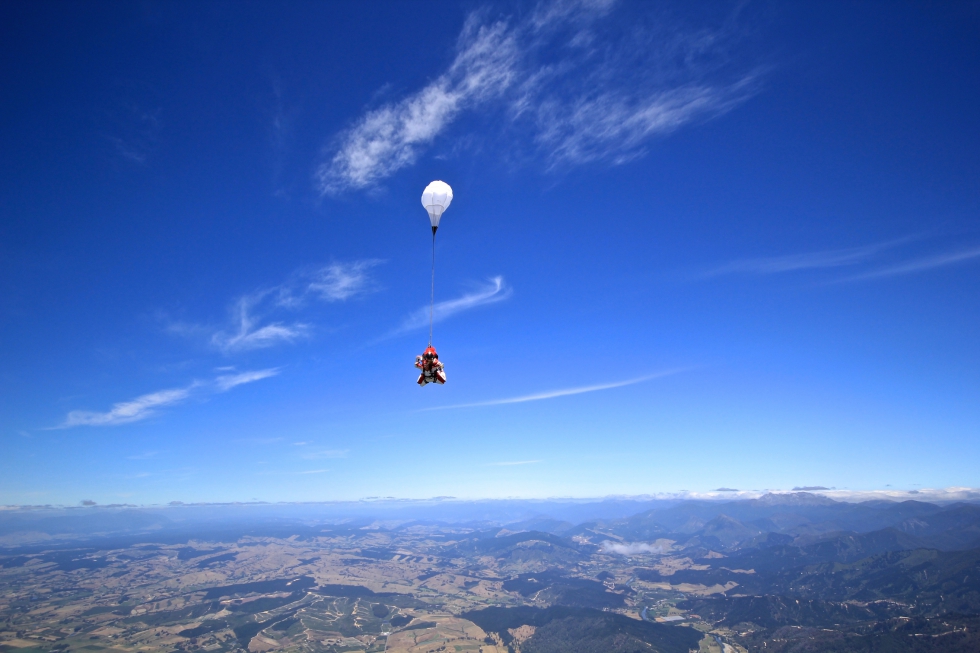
[[415, 346, 446, 386]]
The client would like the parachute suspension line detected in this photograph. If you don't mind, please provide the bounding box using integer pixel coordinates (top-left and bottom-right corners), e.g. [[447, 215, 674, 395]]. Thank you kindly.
[[429, 230, 436, 346]]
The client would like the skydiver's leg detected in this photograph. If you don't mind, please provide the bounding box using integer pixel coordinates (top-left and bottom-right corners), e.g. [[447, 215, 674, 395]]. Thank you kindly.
[[435, 371, 446, 384], [417, 374, 428, 386]]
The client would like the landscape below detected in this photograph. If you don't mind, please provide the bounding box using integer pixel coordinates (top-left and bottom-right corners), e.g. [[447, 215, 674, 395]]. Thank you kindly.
[[2, 492, 980, 653]]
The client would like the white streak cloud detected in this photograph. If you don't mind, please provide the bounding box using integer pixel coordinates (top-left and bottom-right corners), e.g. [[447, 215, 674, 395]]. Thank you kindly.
[[530, 0, 617, 30], [424, 369, 683, 411], [317, 0, 759, 193], [704, 240, 980, 283], [62, 387, 195, 427], [58, 369, 279, 428], [215, 368, 281, 391], [841, 246, 980, 281], [393, 276, 510, 336], [703, 239, 906, 277]]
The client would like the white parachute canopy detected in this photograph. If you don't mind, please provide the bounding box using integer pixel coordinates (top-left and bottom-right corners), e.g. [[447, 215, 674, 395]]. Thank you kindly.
[[421, 180, 453, 231]]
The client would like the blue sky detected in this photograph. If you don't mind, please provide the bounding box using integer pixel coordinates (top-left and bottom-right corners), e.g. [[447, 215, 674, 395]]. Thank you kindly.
[[1, 0, 978, 506]]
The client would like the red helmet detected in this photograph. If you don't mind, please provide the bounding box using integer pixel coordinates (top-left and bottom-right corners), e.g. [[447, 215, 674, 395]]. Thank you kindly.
[[423, 346, 438, 359]]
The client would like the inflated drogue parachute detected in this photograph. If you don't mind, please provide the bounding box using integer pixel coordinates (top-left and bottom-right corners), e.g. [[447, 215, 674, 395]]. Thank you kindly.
[[421, 180, 453, 234]]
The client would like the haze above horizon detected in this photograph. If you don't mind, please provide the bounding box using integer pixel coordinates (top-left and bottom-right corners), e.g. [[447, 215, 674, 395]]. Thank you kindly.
[[1, 0, 978, 505]]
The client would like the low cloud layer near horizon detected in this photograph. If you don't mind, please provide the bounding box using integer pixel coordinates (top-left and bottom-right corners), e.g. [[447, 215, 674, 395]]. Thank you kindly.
[[601, 540, 668, 555], [9, 486, 980, 510]]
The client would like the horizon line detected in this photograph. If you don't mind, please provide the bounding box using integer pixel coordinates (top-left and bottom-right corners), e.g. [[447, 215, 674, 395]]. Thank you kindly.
[[5, 486, 978, 511]]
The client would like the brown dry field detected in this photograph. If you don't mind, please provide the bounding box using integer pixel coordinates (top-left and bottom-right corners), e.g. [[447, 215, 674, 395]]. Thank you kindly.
[[0, 529, 730, 653]]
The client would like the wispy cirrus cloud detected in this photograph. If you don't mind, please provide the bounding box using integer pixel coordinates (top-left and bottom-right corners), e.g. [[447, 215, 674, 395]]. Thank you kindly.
[[211, 294, 309, 352], [391, 276, 510, 336], [704, 238, 980, 282], [317, 18, 520, 193], [173, 260, 380, 353], [57, 368, 279, 428], [306, 261, 381, 302], [424, 369, 684, 411], [703, 240, 904, 277], [529, 0, 617, 29], [838, 246, 980, 282], [215, 368, 281, 391], [61, 387, 196, 428], [537, 77, 757, 168], [103, 100, 162, 164], [318, 0, 759, 193]]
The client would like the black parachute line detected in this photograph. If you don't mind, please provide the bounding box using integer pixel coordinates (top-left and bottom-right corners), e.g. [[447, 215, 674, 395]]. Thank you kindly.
[[429, 228, 436, 346], [420, 180, 451, 348]]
